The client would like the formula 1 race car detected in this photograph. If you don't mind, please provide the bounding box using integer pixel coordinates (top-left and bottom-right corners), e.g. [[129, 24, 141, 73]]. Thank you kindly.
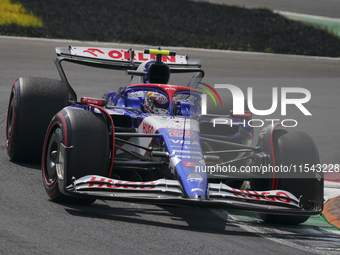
[[6, 46, 323, 225]]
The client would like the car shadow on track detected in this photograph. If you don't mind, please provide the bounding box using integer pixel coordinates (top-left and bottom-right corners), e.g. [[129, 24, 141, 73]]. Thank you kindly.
[[58, 201, 340, 243], [60, 201, 256, 236], [5, 161, 41, 170]]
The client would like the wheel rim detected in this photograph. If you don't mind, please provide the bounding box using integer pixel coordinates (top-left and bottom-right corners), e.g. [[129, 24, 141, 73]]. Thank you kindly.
[[44, 126, 63, 185]]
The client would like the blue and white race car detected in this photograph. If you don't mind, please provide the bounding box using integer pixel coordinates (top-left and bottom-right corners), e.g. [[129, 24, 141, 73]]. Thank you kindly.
[[6, 47, 323, 225]]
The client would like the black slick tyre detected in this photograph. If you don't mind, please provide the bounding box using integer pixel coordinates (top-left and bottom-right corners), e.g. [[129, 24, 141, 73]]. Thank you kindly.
[[260, 129, 323, 225], [42, 108, 110, 204], [6, 77, 69, 163]]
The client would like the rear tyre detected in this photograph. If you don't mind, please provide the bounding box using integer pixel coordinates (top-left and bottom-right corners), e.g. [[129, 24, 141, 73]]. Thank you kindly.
[[260, 129, 323, 225], [42, 108, 110, 204], [6, 77, 69, 163]]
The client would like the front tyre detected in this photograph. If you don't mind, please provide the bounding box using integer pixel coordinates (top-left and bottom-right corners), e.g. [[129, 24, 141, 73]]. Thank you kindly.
[[42, 108, 110, 204], [260, 129, 323, 225]]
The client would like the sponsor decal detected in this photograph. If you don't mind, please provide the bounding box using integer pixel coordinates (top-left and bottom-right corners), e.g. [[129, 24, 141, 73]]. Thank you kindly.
[[231, 188, 291, 204], [70, 47, 187, 64], [142, 122, 154, 134], [82, 48, 104, 57], [188, 173, 203, 180], [88, 176, 156, 189], [191, 188, 204, 192], [170, 139, 200, 146], [172, 150, 202, 155], [168, 129, 194, 138], [81, 97, 105, 106], [175, 155, 202, 159], [184, 162, 199, 167], [164, 86, 177, 91]]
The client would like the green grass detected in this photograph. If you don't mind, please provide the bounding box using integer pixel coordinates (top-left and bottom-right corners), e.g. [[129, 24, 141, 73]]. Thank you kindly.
[[281, 12, 340, 38], [0, 0, 43, 27]]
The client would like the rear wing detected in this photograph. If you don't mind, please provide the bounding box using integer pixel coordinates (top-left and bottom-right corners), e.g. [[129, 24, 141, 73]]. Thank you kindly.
[[56, 46, 202, 67], [55, 46, 204, 101]]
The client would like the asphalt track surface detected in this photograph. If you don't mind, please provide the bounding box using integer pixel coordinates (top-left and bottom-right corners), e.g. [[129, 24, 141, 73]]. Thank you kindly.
[[1, 36, 340, 254], [202, 0, 340, 18]]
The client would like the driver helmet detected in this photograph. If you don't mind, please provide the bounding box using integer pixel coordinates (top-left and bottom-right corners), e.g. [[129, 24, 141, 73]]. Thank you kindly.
[[143, 91, 169, 114]]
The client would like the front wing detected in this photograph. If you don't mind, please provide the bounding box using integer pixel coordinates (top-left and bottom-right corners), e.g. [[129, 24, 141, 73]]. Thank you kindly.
[[58, 175, 322, 216]]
